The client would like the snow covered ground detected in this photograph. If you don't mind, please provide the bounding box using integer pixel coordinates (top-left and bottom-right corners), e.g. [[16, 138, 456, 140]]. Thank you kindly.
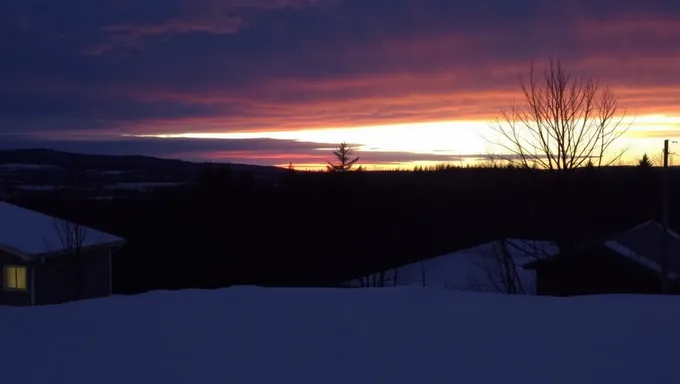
[[1, 287, 679, 384]]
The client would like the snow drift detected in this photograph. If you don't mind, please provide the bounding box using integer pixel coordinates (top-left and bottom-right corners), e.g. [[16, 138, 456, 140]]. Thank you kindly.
[[1, 287, 679, 384]]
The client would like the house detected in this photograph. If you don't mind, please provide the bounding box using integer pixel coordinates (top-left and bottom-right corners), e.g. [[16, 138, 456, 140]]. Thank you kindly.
[[346, 239, 560, 294], [0, 201, 126, 306], [522, 221, 680, 296]]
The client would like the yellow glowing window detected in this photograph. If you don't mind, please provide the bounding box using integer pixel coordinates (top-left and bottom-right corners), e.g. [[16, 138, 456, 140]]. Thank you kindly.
[[4, 265, 27, 290]]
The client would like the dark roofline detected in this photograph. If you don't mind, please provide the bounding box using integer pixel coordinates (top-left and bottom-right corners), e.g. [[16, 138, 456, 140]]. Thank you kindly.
[[625, 220, 680, 241], [521, 220, 680, 270], [520, 238, 606, 270], [522, 253, 564, 270], [36, 239, 128, 259], [0, 239, 127, 261], [0, 243, 33, 261]]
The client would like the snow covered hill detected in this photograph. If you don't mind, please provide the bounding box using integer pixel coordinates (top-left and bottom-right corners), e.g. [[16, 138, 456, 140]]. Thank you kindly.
[[1, 287, 679, 384]]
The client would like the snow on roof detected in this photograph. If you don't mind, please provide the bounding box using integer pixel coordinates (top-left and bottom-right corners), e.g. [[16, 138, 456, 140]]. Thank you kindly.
[[604, 241, 679, 281], [0, 201, 125, 259], [605, 220, 680, 276], [2, 287, 680, 384], [348, 239, 559, 294]]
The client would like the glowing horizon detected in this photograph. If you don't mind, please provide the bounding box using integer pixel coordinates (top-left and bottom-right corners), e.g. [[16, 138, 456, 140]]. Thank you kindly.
[[130, 113, 680, 169]]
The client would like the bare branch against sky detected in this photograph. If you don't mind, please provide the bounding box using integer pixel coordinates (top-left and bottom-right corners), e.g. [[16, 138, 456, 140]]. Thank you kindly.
[[490, 58, 630, 170]]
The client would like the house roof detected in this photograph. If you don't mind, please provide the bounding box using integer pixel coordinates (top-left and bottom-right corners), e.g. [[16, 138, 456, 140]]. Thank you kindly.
[[347, 238, 560, 293], [0, 201, 126, 260], [604, 221, 680, 279], [521, 221, 680, 279]]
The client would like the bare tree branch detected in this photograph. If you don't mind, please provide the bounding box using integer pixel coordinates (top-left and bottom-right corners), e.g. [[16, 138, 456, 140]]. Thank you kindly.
[[490, 58, 630, 170], [419, 259, 428, 287], [468, 239, 557, 294], [54, 217, 88, 300]]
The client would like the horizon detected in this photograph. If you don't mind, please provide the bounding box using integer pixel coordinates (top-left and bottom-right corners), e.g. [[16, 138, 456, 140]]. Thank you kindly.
[[3, 0, 680, 169], [3, 146, 678, 172]]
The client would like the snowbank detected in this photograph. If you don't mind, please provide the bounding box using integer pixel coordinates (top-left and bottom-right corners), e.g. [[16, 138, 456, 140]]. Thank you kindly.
[[1, 287, 679, 384]]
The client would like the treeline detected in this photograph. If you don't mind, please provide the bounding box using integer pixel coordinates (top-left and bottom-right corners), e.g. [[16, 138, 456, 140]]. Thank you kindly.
[[9, 163, 672, 295]]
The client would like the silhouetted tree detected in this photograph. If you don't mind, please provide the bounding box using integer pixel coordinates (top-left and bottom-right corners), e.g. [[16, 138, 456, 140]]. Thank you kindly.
[[472, 239, 562, 294], [327, 142, 360, 172], [638, 153, 653, 168], [652, 151, 665, 167], [282, 162, 297, 188], [419, 259, 428, 287], [634, 153, 655, 204], [54, 217, 88, 300], [491, 58, 629, 170]]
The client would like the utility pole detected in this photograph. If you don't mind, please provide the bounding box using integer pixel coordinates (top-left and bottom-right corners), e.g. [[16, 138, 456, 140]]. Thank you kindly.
[[661, 139, 670, 294]]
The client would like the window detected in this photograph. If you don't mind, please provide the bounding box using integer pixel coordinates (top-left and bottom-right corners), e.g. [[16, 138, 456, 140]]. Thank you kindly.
[[4, 265, 27, 291]]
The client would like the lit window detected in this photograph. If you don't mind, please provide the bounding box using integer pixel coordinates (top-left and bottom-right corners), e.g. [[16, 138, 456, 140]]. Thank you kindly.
[[4, 265, 27, 290]]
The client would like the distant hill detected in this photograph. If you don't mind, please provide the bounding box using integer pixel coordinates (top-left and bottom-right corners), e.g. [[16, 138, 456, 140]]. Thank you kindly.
[[0, 149, 286, 176]]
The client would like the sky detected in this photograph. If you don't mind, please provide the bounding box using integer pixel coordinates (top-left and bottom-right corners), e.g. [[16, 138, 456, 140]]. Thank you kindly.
[[2, 0, 680, 169]]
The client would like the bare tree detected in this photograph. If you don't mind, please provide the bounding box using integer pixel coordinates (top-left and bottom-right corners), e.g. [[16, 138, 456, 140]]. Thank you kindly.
[[364, 271, 386, 287], [357, 268, 400, 288], [327, 142, 360, 172], [470, 239, 558, 294], [652, 150, 666, 167], [477, 153, 509, 169], [491, 58, 629, 170], [419, 259, 428, 287], [54, 217, 88, 300], [358, 276, 367, 287], [481, 240, 525, 294]]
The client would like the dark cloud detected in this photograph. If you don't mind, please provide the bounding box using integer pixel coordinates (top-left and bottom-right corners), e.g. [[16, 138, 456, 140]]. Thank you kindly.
[[0, 91, 218, 124], [0, 136, 316, 157], [86, 0, 325, 54], [0, 135, 463, 166], [1, 0, 680, 164]]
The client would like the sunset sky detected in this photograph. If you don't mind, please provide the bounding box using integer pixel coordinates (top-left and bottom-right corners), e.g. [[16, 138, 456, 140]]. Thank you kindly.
[[2, 0, 680, 169]]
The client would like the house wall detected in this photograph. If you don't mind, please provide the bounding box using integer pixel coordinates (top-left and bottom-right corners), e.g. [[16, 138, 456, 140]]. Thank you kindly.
[[34, 248, 112, 305], [0, 250, 33, 306], [536, 247, 664, 296]]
